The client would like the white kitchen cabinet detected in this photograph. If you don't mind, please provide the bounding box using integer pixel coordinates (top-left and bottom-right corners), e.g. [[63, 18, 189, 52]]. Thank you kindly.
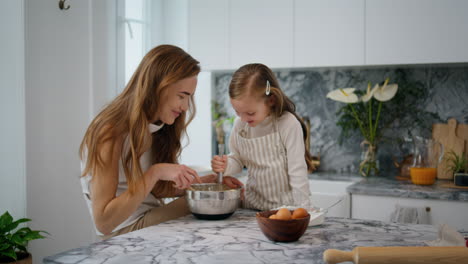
[[230, 0, 294, 69], [310, 180, 353, 218], [351, 194, 468, 230], [188, 0, 229, 70], [366, 0, 468, 65], [176, 0, 468, 70], [294, 0, 365, 67]]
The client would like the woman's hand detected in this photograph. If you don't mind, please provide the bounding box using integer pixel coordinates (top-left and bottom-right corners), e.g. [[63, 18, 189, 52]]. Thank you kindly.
[[150, 163, 202, 189], [211, 155, 227, 173]]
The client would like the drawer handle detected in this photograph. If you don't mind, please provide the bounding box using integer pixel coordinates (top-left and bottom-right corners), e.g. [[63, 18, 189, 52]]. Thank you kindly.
[[426, 207, 431, 212]]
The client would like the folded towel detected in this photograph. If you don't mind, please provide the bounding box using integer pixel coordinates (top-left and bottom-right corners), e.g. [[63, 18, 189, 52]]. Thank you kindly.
[[425, 224, 466, 247], [389, 204, 430, 224]]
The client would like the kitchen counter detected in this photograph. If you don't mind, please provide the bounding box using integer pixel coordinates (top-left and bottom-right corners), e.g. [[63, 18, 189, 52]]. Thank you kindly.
[[232, 171, 362, 187], [308, 172, 362, 182], [202, 168, 468, 202], [44, 209, 439, 264], [347, 177, 468, 202]]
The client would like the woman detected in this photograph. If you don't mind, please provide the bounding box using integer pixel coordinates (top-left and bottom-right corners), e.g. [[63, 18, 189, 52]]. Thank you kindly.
[[80, 45, 215, 239]]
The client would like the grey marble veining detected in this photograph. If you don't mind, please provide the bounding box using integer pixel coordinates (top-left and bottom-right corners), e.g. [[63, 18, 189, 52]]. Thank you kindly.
[[213, 64, 468, 175], [44, 209, 439, 264], [347, 177, 468, 201]]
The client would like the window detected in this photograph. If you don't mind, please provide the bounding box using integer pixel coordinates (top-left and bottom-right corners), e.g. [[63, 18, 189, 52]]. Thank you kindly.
[[117, 0, 151, 92]]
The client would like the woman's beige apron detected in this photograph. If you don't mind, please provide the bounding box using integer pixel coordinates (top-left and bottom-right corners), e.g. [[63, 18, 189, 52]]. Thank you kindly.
[[237, 119, 294, 210]]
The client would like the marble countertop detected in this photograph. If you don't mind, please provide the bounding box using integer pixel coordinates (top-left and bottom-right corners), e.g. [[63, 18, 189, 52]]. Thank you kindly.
[[44, 209, 439, 264], [347, 177, 468, 202]]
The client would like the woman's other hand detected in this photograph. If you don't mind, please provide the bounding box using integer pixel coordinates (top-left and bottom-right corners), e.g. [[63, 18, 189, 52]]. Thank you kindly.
[[211, 155, 227, 173], [199, 174, 217, 183], [151, 164, 202, 189]]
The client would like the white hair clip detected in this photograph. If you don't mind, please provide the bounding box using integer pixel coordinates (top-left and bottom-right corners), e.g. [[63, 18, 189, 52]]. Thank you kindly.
[[266, 80, 271, 95]]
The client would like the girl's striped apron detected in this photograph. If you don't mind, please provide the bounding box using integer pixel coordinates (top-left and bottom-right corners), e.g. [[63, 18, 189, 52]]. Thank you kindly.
[[238, 119, 294, 210]]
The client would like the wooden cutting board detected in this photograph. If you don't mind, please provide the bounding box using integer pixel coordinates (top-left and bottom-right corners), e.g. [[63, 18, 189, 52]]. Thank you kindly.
[[432, 118, 467, 180], [457, 123, 468, 157]]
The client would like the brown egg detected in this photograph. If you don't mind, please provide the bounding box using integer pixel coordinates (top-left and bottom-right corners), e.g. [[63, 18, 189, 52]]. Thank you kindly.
[[292, 208, 308, 219], [269, 214, 277, 219], [276, 208, 292, 220]]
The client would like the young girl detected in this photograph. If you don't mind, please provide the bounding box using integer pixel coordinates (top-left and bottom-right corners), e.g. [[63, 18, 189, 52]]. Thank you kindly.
[[212, 63, 314, 211], [80, 45, 215, 239]]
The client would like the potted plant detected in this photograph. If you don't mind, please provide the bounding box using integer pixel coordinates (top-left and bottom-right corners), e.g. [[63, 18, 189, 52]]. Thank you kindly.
[[327, 78, 399, 176], [0, 211, 47, 264], [445, 151, 468, 186], [212, 101, 235, 154]]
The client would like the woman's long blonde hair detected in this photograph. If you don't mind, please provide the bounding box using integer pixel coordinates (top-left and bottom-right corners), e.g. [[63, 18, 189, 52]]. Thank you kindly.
[[229, 63, 315, 172], [80, 45, 200, 194]]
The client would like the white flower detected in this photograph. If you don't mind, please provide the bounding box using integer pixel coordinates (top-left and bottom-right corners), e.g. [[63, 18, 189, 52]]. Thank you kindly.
[[361, 83, 379, 102], [326, 88, 359, 103], [373, 79, 398, 102]]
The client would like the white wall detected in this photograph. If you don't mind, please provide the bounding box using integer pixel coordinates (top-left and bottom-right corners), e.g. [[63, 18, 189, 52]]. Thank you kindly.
[[163, 0, 188, 50], [0, 0, 26, 220], [180, 72, 213, 169], [92, 0, 118, 114], [25, 0, 115, 262], [148, 0, 212, 168], [149, 0, 188, 50], [2, 0, 208, 261]]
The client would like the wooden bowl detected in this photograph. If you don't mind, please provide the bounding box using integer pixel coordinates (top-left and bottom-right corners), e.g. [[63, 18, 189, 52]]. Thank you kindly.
[[256, 210, 310, 242]]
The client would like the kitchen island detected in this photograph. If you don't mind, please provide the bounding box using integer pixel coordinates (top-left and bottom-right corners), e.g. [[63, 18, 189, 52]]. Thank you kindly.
[[44, 209, 439, 264]]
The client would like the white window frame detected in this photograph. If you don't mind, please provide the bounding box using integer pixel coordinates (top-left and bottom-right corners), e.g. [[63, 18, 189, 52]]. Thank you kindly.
[[116, 0, 152, 93]]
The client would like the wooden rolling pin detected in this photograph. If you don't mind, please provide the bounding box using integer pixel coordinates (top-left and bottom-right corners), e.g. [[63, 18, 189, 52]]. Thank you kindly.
[[323, 247, 468, 264]]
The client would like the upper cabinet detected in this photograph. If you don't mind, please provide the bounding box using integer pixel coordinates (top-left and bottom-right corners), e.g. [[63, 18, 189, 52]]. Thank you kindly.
[[294, 0, 365, 67], [188, 0, 229, 70], [366, 0, 468, 65], [230, 0, 294, 69], [186, 0, 468, 70]]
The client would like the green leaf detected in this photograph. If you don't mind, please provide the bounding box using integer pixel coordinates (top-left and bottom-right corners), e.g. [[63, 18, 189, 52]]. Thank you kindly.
[[11, 233, 26, 246], [0, 212, 13, 232], [5, 218, 30, 233], [14, 227, 32, 235], [0, 248, 17, 261], [0, 243, 11, 251], [16, 245, 27, 253], [24, 231, 45, 241]]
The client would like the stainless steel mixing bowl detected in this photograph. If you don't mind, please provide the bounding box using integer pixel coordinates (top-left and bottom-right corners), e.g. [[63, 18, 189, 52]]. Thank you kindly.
[[186, 183, 241, 220]]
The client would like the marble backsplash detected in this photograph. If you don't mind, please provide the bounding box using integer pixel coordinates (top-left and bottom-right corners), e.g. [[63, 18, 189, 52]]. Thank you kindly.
[[212, 64, 468, 175]]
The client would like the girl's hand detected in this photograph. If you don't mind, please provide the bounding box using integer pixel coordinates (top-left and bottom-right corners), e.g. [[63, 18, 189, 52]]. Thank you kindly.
[[222, 176, 243, 189], [211, 155, 227, 173], [151, 164, 202, 189], [222, 176, 245, 200]]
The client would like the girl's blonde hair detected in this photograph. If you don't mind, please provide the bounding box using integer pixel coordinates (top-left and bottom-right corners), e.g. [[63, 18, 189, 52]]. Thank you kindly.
[[229, 63, 315, 172], [80, 45, 200, 194]]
